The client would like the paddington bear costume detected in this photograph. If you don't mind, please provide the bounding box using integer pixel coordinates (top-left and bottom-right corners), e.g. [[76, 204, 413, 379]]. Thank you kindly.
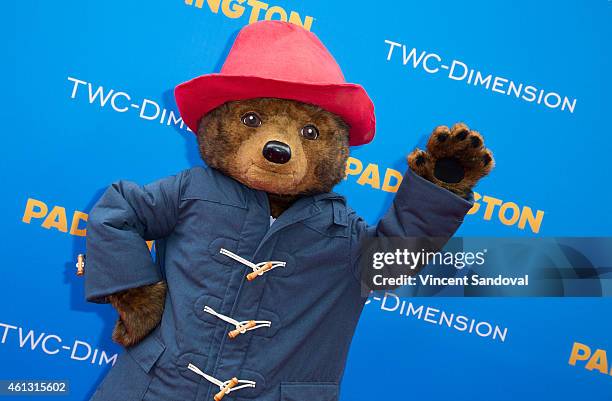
[[85, 21, 473, 401]]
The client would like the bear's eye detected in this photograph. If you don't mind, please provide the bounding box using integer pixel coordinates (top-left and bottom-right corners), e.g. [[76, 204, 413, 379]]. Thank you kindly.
[[301, 124, 319, 140], [241, 112, 262, 128]]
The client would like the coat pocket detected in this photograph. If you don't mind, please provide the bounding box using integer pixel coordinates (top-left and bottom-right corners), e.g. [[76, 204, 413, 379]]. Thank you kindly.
[[126, 333, 166, 373], [90, 352, 153, 401], [280, 382, 339, 401]]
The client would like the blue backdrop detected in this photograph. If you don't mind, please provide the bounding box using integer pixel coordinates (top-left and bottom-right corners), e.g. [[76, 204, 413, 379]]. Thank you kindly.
[[3, 1, 612, 400]]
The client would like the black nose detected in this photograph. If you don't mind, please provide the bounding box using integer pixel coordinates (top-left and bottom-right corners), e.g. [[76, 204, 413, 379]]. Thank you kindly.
[[262, 140, 291, 164]]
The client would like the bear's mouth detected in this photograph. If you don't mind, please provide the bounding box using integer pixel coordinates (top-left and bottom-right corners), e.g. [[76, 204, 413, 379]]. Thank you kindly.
[[242, 162, 301, 192], [247, 163, 296, 178]]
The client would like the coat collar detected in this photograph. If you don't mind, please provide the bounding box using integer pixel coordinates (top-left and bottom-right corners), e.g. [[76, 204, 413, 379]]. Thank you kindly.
[[312, 191, 346, 204], [201, 167, 348, 231], [205, 166, 346, 209], [204, 167, 348, 237]]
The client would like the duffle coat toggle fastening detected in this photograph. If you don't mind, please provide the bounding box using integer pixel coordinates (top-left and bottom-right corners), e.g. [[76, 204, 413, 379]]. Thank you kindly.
[[219, 248, 286, 281], [187, 363, 256, 401], [202, 306, 272, 338], [188, 247, 283, 400]]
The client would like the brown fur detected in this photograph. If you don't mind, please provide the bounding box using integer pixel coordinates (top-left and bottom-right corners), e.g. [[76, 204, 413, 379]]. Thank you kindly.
[[108, 281, 166, 346], [197, 98, 350, 215], [408, 122, 494, 198]]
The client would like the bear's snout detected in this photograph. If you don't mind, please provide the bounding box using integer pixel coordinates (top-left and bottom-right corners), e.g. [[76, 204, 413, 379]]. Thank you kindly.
[[262, 140, 291, 164]]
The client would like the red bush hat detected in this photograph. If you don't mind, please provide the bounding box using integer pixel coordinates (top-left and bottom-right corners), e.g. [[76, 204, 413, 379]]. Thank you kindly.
[[175, 21, 375, 146]]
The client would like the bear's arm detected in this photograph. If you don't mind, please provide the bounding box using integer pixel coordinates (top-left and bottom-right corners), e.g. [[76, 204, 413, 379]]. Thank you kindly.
[[84, 170, 187, 303], [349, 168, 473, 288]]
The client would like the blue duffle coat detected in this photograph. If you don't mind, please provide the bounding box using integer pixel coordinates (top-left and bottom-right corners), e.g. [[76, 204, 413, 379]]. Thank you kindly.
[[85, 166, 471, 401]]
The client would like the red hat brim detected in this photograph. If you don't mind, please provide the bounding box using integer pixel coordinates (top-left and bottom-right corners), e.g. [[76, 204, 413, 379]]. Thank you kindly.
[[175, 74, 375, 146]]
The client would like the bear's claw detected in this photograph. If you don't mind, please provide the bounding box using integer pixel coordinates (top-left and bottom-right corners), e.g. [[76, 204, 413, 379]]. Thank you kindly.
[[408, 123, 494, 198]]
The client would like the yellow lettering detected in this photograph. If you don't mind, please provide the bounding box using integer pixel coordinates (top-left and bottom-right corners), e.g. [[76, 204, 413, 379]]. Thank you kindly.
[[569, 342, 591, 366], [184, 0, 205, 8], [41, 206, 68, 233], [70, 211, 88, 237], [482, 195, 503, 221], [381, 168, 403, 193], [357, 163, 381, 189], [585, 349, 609, 374], [22, 198, 48, 224], [499, 202, 520, 226], [222, 0, 245, 18], [186, 0, 314, 32], [467, 192, 481, 215], [206, 0, 221, 12], [265, 5, 287, 21], [247, 0, 268, 23], [345, 157, 363, 178], [518, 206, 544, 234], [288, 11, 313, 31]]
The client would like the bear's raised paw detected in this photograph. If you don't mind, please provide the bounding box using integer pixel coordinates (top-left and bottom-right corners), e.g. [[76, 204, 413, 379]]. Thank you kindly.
[[407, 123, 494, 198]]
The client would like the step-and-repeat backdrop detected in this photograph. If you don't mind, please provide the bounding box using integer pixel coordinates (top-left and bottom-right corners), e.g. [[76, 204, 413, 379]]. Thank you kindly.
[[3, 1, 611, 400]]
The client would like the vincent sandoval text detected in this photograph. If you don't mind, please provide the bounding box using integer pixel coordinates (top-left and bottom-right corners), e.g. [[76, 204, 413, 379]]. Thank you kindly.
[[372, 274, 529, 287], [420, 274, 529, 287]]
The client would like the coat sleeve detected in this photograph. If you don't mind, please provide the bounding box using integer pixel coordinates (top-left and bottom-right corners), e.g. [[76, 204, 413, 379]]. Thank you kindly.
[[84, 170, 187, 303], [349, 168, 473, 282]]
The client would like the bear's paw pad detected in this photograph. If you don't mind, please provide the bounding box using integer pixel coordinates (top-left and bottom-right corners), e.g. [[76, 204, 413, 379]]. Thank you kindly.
[[407, 123, 494, 197]]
